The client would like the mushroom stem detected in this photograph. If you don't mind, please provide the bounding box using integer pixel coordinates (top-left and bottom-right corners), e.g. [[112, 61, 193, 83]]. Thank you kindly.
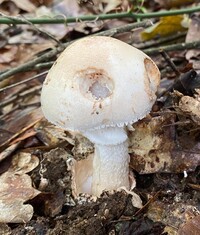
[[83, 127, 130, 196], [93, 140, 130, 196]]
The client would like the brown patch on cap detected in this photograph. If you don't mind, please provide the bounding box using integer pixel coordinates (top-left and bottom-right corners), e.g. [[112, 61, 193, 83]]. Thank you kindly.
[[144, 58, 160, 90], [75, 67, 114, 101], [143, 58, 160, 101]]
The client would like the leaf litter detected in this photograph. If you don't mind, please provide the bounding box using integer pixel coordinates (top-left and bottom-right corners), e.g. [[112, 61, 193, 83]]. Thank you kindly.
[[0, 152, 40, 223], [0, 0, 200, 234]]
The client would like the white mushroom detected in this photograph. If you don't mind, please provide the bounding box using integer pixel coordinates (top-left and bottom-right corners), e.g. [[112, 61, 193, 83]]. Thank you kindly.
[[41, 36, 160, 196]]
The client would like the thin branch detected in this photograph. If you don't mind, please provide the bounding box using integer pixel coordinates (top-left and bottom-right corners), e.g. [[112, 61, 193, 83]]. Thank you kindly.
[[0, 118, 42, 149], [0, 20, 152, 82], [136, 32, 186, 49], [34, 62, 54, 70], [96, 20, 153, 37], [160, 50, 180, 76], [0, 71, 47, 92], [0, 47, 63, 82], [0, 13, 62, 46], [143, 40, 200, 54], [0, 85, 41, 108], [0, 6, 200, 24], [0, 62, 54, 75]]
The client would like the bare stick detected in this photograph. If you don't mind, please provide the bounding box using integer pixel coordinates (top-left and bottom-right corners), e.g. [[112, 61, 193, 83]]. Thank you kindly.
[[0, 71, 47, 92], [160, 50, 180, 76], [144, 40, 200, 54], [0, 13, 62, 46], [136, 32, 186, 49], [0, 6, 200, 24], [0, 85, 41, 108]]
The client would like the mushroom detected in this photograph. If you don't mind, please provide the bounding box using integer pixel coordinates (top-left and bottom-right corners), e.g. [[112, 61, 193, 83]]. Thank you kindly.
[[41, 36, 160, 196]]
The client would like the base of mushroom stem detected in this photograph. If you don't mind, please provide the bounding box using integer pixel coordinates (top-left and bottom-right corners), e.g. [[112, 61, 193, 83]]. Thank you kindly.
[[69, 153, 136, 197], [69, 155, 142, 208]]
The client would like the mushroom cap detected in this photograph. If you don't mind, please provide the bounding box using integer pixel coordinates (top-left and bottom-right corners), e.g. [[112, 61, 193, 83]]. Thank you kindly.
[[41, 36, 160, 131]]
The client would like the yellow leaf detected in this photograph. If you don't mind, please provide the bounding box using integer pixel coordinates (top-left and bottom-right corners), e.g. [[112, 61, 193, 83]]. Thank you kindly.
[[141, 15, 189, 41]]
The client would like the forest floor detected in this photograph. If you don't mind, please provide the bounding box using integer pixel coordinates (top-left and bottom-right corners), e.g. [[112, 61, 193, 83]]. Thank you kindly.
[[0, 0, 200, 234]]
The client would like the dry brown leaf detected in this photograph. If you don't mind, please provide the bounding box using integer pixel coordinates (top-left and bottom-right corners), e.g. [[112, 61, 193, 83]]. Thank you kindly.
[[10, 152, 39, 175], [0, 107, 43, 152], [52, 0, 81, 16], [10, 130, 37, 145], [0, 129, 14, 146], [0, 0, 20, 15], [0, 152, 40, 223], [35, 119, 70, 146], [0, 43, 53, 71], [40, 0, 85, 38], [11, 0, 36, 12], [129, 114, 175, 173], [14, 43, 54, 65], [101, 0, 121, 13], [72, 134, 94, 160], [178, 215, 200, 235], [0, 223, 11, 234], [35, 5, 70, 39], [1, 108, 43, 139], [148, 201, 200, 232], [0, 172, 40, 223], [178, 89, 200, 126], [0, 45, 18, 64], [31, 0, 53, 7], [129, 113, 200, 174]]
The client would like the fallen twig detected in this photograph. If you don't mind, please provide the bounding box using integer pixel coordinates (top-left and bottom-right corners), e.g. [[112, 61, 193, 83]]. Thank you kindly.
[[136, 32, 186, 49], [0, 13, 62, 46], [160, 50, 180, 76], [0, 62, 54, 76], [0, 85, 42, 108], [0, 118, 42, 149], [143, 40, 200, 54], [0, 6, 200, 24], [0, 142, 21, 162], [0, 71, 47, 92]]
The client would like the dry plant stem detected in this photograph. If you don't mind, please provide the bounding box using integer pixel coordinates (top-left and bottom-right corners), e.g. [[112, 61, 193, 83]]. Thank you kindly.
[[0, 143, 20, 162], [0, 85, 41, 108], [0, 47, 64, 82], [0, 6, 200, 24], [133, 190, 161, 217], [96, 20, 152, 37], [0, 13, 61, 46], [34, 62, 54, 70], [136, 32, 186, 49], [144, 40, 200, 54], [0, 20, 151, 82], [0, 62, 54, 76], [0, 118, 42, 149], [19, 102, 40, 109], [160, 50, 180, 76], [0, 71, 47, 92]]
